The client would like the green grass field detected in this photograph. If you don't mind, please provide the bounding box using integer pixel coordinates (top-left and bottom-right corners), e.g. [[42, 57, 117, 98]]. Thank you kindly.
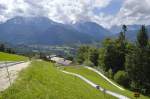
[[63, 66, 150, 99], [0, 61, 116, 99], [0, 52, 28, 61]]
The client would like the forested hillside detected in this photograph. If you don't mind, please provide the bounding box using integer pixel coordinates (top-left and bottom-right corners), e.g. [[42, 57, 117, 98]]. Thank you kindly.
[[76, 25, 150, 96]]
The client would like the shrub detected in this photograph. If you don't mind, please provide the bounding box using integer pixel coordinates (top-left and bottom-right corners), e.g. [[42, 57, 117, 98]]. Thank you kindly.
[[83, 60, 94, 66], [108, 69, 113, 79], [114, 71, 129, 87]]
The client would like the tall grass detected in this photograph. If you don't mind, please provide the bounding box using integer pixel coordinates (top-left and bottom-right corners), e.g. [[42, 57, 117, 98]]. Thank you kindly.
[[64, 66, 150, 99], [0, 52, 28, 61], [0, 61, 115, 99]]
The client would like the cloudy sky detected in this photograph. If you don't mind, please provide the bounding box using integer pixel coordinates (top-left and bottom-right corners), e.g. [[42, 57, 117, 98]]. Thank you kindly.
[[0, 0, 150, 28]]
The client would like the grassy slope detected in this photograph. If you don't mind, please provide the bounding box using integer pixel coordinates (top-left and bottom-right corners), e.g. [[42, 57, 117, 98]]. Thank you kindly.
[[0, 61, 116, 99], [63, 66, 150, 99], [0, 52, 28, 61]]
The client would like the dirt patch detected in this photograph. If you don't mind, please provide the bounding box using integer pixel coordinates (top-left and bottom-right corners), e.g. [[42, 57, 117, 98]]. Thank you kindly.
[[0, 62, 30, 91]]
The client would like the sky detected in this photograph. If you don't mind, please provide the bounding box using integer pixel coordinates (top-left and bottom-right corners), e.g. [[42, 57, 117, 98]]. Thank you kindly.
[[0, 0, 150, 28]]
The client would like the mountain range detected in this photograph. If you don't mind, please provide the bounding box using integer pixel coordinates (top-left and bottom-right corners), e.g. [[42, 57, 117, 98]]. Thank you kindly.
[[0, 17, 112, 45], [0, 16, 149, 45]]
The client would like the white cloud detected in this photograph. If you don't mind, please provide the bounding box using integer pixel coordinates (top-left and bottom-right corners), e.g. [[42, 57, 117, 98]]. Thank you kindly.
[[89, 0, 150, 28], [110, 0, 150, 27], [91, 13, 113, 28], [0, 0, 112, 24], [0, 0, 149, 29]]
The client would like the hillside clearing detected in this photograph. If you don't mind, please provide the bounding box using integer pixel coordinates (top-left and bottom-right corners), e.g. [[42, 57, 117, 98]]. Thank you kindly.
[[63, 66, 150, 99], [84, 66, 125, 91], [0, 61, 116, 99], [61, 70, 129, 99]]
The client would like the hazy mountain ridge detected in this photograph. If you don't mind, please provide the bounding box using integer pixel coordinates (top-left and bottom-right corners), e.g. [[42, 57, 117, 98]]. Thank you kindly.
[[110, 25, 150, 41], [109, 25, 142, 34], [1, 16, 149, 45], [73, 21, 112, 40], [0, 17, 111, 45]]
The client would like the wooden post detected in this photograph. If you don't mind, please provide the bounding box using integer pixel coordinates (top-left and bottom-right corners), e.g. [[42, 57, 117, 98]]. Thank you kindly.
[[5, 62, 11, 85], [134, 92, 140, 99], [103, 88, 106, 99]]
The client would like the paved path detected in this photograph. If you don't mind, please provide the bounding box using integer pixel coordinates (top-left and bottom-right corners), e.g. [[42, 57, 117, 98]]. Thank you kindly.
[[84, 66, 125, 91], [0, 61, 25, 68], [61, 70, 129, 99], [0, 61, 30, 91]]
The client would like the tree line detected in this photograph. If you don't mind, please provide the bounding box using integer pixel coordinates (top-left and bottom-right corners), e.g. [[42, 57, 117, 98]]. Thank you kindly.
[[76, 25, 150, 95], [0, 43, 16, 54]]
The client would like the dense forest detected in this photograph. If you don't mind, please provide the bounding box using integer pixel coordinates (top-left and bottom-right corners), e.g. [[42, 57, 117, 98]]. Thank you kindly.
[[76, 25, 150, 96]]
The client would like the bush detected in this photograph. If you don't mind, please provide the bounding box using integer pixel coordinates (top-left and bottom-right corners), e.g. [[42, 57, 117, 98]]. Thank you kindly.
[[83, 60, 94, 66], [108, 69, 113, 79], [114, 71, 129, 87]]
